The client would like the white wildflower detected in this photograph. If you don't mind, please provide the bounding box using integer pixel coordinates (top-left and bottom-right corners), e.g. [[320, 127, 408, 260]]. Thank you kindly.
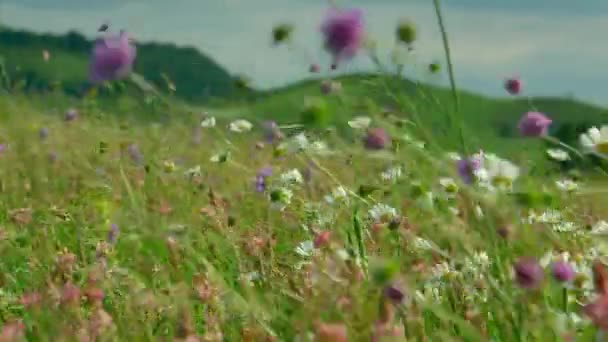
[[546, 148, 570, 162], [200, 116, 216, 128], [480, 154, 520, 191], [279, 169, 303, 186], [295, 240, 315, 257], [228, 119, 253, 133], [348, 116, 372, 129], [439, 177, 459, 195], [411, 237, 434, 251], [367, 203, 398, 223], [380, 166, 403, 182], [209, 151, 230, 163], [324, 186, 349, 205], [184, 165, 201, 178], [580, 126, 608, 156], [269, 187, 293, 211], [556, 179, 578, 192]]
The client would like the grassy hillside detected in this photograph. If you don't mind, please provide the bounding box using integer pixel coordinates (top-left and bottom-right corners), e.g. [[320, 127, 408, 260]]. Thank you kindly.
[[0, 27, 237, 103]]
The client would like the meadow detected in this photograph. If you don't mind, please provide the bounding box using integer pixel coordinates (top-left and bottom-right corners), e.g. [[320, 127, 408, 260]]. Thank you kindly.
[[1, 3, 608, 342]]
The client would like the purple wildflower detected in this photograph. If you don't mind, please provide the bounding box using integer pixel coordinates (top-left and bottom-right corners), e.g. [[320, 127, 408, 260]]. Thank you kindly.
[[255, 167, 272, 192], [107, 223, 119, 244], [364, 128, 391, 150], [0, 144, 5, 153], [551, 260, 574, 283], [321, 8, 365, 65], [89, 31, 136, 84], [456, 156, 482, 184], [514, 257, 544, 290], [64, 108, 78, 122], [127, 144, 142, 164], [518, 112, 552, 137], [504, 77, 522, 95]]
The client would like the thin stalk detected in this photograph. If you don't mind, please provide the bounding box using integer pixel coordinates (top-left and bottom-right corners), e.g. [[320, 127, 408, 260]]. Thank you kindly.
[[431, 0, 468, 154]]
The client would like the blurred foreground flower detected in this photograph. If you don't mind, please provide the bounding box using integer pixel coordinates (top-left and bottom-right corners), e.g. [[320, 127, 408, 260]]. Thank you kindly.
[[229, 119, 253, 133], [65, 108, 78, 122], [580, 126, 608, 157], [546, 148, 570, 162], [200, 116, 216, 128], [89, 31, 136, 83], [364, 128, 390, 150], [504, 76, 522, 95], [396, 19, 416, 45], [582, 261, 608, 330], [518, 112, 552, 137], [514, 257, 544, 290], [348, 116, 371, 130], [321, 7, 365, 65]]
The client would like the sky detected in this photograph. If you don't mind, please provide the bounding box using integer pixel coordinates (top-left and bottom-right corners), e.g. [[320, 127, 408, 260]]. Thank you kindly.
[[0, 0, 606, 106]]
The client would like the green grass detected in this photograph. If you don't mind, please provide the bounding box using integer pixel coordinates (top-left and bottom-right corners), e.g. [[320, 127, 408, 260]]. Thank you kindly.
[[0, 78, 607, 340]]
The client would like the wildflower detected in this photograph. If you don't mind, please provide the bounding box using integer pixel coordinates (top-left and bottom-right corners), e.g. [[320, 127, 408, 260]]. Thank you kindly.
[[580, 126, 608, 156], [518, 112, 552, 137], [42, 49, 50, 61], [309, 140, 331, 155], [279, 169, 303, 186], [254, 167, 272, 193], [163, 160, 176, 173], [295, 240, 314, 257], [200, 116, 216, 128], [582, 261, 608, 330], [64, 108, 78, 121], [348, 116, 371, 130], [269, 187, 292, 211], [551, 260, 574, 283], [504, 76, 522, 95], [380, 166, 402, 182], [324, 186, 349, 204], [396, 19, 416, 45], [513, 257, 544, 290], [309, 63, 320, 73], [439, 177, 458, 195], [482, 154, 520, 190], [321, 7, 365, 65], [555, 179, 578, 192], [456, 155, 482, 184], [272, 23, 293, 45], [262, 121, 283, 143], [364, 127, 391, 150], [89, 31, 136, 83], [184, 165, 202, 178], [107, 223, 119, 244], [229, 119, 253, 133], [547, 148, 570, 161], [314, 231, 331, 248], [368, 203, 398, 223]]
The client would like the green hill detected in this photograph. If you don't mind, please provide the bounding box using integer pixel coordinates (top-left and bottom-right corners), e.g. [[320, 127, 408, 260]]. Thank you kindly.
[[0, 26, 237, 103]]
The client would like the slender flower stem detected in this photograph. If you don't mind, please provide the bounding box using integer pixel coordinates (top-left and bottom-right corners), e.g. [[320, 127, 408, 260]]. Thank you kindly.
[[541, 135, 585, 160], [431, 0, 467, 154]]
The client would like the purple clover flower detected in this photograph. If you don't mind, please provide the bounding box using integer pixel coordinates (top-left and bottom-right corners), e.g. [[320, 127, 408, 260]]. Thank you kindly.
[[514, 257, 544, 290], [518, 112, 552, 137], [321, 8, 365, 65], [89, 31, 137, 84], [456, 155, 482, 184]]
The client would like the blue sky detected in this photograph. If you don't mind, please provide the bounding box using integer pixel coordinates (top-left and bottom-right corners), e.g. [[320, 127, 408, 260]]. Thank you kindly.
[[0, 0, 606, 106]]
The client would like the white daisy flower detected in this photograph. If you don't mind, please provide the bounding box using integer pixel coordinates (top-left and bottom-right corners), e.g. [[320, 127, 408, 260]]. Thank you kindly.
[[367, 203, 398, 223], [546, 148, 570, 161], [580, 126, 608, 156], [279, 169, 303, 186], [480, 154, 520, 191], [347, 116, 372, 129], [380, 166, 403, 182], [228, 119, 253, 133], [184, 165, 201, 178], [555, 179, 578, 192], [445, 152, 461, 161], [439, 177, 459, 194], [200, 116, 216, 128]]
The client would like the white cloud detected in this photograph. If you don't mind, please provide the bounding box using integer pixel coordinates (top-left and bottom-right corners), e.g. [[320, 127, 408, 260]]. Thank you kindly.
[[0, 0, 606, 106]]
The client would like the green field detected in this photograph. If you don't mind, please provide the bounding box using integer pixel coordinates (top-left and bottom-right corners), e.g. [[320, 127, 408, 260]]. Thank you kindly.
[[0, 24, 608, 341]]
